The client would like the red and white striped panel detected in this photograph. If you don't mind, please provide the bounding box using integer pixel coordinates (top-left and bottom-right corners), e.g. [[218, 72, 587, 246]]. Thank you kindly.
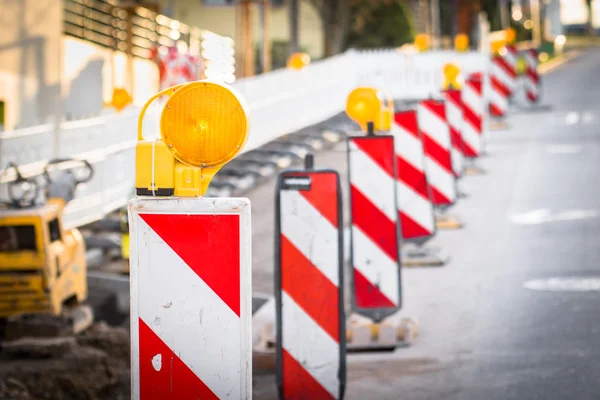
[[490, 56, 510, 117], [348, 136, 401, 321], [129, 198, 252, 400], [443, 89, 465, 177], [391, 110, 435, 240], [277, 171, 345, 399], [461, 74, 485, 157], [502, 45, 519, 96], [524, 49, 540, 103], [416, 99, 457, 206]]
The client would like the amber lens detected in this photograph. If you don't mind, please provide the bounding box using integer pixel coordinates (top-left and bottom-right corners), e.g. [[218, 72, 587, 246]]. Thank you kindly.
[[160, 81, 249, 167]]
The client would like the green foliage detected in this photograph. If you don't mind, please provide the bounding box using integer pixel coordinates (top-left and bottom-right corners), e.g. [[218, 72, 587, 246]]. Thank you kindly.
[[345, 0, 415, 49], [254, 40, 309, 73]]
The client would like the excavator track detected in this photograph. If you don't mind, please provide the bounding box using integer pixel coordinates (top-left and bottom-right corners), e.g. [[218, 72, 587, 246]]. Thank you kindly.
[[1, 305, 94, 358]]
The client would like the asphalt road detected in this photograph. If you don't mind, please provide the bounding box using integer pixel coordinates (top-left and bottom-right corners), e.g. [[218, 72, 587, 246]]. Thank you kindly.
[[250, 49, 600, 399]]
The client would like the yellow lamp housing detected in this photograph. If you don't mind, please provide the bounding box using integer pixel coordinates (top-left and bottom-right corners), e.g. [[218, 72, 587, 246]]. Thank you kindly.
[[135, 80, 250, 197], [345, 87, 385, 133], [454, 33, 469, 52], [442, 62, 464, 90], [414, 34, 431, 52], [287, 52, 311, 70]]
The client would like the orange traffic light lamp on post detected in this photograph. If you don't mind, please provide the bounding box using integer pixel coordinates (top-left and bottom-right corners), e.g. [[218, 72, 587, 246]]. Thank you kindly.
[[135, 80, 250, 197], [129, 80, 253, 398], [442, 62, 464, 91], [345, 86, 386, 133], [286, 52, 311, 70]]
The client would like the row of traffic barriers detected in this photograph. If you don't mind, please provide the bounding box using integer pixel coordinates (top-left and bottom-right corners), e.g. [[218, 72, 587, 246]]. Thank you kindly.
[[270, 44, 547, 397], [126, 37, 547, 398]]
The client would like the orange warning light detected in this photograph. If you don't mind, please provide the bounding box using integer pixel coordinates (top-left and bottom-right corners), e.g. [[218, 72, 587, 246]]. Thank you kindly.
[[414, 34, 431, 52], [111, 88, 132, 112], [135, 80, 250, 197], [345, 87, 385, 132], [161, 81, 249, 168], [454, 34, 469, 52], [505, 27, 517, 44], [442, 62, 463, 90], [287, 52, 311, 70]]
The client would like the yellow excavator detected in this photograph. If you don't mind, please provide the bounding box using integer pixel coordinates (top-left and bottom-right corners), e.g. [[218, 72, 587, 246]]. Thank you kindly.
[[0, 159, 93, 350]]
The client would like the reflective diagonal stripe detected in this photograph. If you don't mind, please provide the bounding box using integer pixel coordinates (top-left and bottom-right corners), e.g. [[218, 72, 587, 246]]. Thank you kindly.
[[135, 215, 242, 399], [444, 90, 464, 176], [391, 123, 424, 171], [352, 226, 400, 306], [281, 292, 339, 399], [524, 50, 540, 102], [280, 234, 340, 342], [139, 319, 218, 399], [396, 156, 429, 199], [392, 111, 435, 239], [349, 140, 397, 222], [424, 156, 456, 204], [417, 103, 451, 149], [139, 213, 240, 316], [491, 60, 514, 95], [418, 100, 456, 205], [351, 185, 398, 262], [462, 79, 483, 156], [397, 180, 435, 233], [280, 190, 339, 287], [422, 134, 453, 174]]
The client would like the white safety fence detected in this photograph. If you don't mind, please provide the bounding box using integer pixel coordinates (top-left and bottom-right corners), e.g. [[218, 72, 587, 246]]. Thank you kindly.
[[0, 49, 491, 229]]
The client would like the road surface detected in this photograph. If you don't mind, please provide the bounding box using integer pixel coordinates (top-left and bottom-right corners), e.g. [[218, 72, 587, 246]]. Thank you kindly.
[[251, 49, 600, 399]]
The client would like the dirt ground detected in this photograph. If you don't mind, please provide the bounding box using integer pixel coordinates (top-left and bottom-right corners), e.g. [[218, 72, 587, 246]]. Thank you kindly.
[[0, 323, 130, 400]]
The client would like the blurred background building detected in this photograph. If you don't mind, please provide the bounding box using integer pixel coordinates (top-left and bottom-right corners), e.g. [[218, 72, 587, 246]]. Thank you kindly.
[[0, 0, 597, 133]]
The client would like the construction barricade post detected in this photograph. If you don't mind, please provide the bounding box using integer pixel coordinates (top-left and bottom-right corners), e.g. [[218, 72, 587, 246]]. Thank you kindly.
[[128, 81, 253, 399], [523, 48, 542, 105], [416, 98, 464, 230], [391, 110, 448, 267], [345, 88, 416, 350], [274, 153, 346, 400], [441, 62, 466, 179], [461, 72, 488, 174]]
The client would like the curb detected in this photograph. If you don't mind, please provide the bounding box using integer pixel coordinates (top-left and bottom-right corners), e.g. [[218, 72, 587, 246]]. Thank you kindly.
[[538, 50, 584, 75]]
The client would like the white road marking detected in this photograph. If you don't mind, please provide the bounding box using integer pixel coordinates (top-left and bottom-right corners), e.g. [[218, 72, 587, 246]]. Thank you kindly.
[[523, 277, 600, 292], [510, 209, 599, 225], [545, 144, 582, 154], [565, 112, 580, 125], [582, 112, 594, 124], [509, 209, 551, 225]]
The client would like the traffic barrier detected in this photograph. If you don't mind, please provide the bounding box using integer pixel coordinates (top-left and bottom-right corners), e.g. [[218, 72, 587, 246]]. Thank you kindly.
[[391, 110, 435, 240], [130, 81, 253, 399], [523, 49, 540, 103], [416, 99, 457, 206], [128, 198, 252, 399], [502, 45, 519, 96], [274, 155, 346, 400], [347, 132, 401, 322], [443, 89, 465, 177], [489, 55, 511, 118], [391, 110, 449, 267], [461, 73, 485, 158]]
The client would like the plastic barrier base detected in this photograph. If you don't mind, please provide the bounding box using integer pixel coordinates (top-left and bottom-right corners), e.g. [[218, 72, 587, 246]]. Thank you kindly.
[[401, 246, 450, 268], [435, 213, 465, 230], [346, 314, 418, 352], [489, 119, 510, 131], [464, 166, 486, 176]]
